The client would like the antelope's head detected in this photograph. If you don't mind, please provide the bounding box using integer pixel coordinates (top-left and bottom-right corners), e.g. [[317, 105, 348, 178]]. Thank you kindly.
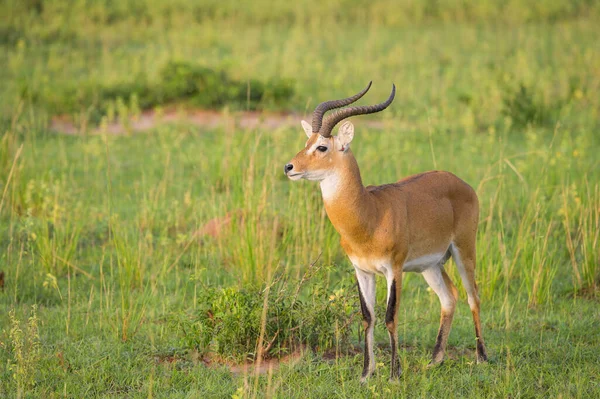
[[284, 82, 395, 182]]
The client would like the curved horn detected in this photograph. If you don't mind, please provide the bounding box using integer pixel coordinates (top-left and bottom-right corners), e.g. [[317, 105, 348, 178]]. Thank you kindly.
[[311, 81, 372, 133], [319, 84, 395, 137]]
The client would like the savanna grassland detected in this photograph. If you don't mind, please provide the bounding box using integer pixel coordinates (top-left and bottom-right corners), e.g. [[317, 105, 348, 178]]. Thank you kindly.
[[1, 1, 600, 397]]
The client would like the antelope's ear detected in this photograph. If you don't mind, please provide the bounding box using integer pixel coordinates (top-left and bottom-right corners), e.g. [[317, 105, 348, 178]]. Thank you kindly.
[[337, 121, 354, 151], [300, 120, 312, 138]]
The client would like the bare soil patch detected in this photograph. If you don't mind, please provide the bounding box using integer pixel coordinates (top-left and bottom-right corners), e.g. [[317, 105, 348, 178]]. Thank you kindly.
[[50, 108, 387, 135], [51, 109, 302, 135]]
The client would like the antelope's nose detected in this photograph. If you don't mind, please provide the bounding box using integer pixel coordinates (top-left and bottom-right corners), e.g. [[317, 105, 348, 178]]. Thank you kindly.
[[284, 163, 294, 174]]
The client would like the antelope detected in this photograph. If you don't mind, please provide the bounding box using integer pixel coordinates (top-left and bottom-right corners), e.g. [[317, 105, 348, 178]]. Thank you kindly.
[[284, 82, 488, 381]]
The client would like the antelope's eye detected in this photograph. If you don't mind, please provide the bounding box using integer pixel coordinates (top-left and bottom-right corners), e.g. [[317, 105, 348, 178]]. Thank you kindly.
[[316, 146, 328, 152]]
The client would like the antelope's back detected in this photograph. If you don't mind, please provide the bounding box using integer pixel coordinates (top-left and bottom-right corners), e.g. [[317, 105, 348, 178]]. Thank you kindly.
[[366, 170, 479, 251]]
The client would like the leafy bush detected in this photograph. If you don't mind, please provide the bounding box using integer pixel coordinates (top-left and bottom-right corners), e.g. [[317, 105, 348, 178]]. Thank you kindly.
[[501, 83, 564, 128], [172, 264, 357, 361], [35, 61, 295, 123], [158, 61, 227, 106], [156, 61, 294, 109]]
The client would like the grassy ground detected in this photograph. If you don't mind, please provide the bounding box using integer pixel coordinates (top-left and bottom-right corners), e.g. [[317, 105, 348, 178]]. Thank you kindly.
[[1, 1, 600, 398]]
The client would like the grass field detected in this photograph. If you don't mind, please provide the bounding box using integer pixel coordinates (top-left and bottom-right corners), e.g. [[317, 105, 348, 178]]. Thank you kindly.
[[1, 1, 600, 397]]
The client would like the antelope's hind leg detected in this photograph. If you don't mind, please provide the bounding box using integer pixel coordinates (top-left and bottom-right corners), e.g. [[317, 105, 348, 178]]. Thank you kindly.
[[451, 244, 488, 363], [384, 268, 403, 380], [355, 267, 376, 382], [421, 263, 458, 366]]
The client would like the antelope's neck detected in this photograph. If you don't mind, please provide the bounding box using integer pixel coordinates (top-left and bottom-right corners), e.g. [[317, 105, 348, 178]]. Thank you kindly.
[[320, 154, 376, 241]]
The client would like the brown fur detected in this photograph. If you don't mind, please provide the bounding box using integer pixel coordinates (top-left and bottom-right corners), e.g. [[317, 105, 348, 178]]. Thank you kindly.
[[290, 143, 479, 265]]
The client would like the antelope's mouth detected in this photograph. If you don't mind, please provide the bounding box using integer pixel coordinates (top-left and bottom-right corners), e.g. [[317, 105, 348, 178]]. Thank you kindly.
[[287, 172, 304, 181]]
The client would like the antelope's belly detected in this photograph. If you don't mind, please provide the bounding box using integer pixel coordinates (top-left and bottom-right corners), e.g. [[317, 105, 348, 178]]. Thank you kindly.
[[348, 252, 448, 274], [402, 252, 447, 273]]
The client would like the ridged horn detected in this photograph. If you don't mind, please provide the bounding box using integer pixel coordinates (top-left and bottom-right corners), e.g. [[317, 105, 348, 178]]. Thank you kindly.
[[311, 82, 372, 133], [319, 84, 395, 137]]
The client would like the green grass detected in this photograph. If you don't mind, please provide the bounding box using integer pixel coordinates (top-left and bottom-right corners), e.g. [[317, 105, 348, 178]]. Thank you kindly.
[[1, 1, 600, 398]]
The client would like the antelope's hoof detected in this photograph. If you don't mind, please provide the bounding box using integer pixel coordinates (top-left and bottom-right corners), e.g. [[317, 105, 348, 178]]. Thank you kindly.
[[360, 370, 375, 384], [427, 359, 444, 369]]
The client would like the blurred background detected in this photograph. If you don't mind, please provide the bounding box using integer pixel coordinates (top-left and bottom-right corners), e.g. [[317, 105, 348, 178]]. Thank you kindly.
[[1, 0, 599, 127], [1, 1, 599, 397]]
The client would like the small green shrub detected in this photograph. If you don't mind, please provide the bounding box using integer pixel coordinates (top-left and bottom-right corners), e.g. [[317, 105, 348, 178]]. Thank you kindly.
[[158, 61, 227, 105], [8, 306, 41, 397], [501, 83, 563, 128], [156, 61, 294, 109], [172, 264, 356, 361]]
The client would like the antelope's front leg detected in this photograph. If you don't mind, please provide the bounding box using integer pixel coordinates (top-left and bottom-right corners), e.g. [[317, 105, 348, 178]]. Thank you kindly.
[[355, 267, 376, 382], [384, 267, 403, 379]]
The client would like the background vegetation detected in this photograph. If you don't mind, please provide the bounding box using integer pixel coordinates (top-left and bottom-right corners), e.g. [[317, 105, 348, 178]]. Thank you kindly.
[[1, 0, 599, 397]]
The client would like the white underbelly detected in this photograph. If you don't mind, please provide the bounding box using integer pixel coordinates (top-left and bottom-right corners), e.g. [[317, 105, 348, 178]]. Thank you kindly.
[[402, 253, 446, 273], [349, 252, 446, 274]]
